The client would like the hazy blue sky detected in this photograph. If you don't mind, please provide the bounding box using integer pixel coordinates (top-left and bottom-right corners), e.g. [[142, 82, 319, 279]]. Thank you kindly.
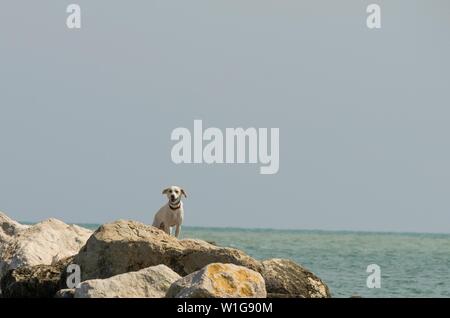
[[1, 1, 449, 232]]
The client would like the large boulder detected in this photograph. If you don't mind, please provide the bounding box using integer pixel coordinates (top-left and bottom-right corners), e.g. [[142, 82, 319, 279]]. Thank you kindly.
[[0, 218, 92, 278], [166, 263, 266, 298], [261, 258, 331, 298], [74, 265, 181, 298], [73, 220, 261, 280], [0, 257, 72, 298]]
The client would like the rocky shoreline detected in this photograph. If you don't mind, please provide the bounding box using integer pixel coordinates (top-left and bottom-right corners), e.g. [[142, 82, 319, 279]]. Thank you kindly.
[[0, 211, 331, 298]]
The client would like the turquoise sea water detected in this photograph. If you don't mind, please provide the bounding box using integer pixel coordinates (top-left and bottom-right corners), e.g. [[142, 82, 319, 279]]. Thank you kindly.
[[78, 224, 450, 298]]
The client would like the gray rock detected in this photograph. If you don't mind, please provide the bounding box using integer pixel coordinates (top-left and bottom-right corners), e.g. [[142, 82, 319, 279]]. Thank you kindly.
[[74, 265, 181, 298], [167, 263, 266, 298]]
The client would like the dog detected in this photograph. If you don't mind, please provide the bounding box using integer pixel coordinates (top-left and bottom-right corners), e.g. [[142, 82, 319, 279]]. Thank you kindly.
[[152, 185, 186, 238]]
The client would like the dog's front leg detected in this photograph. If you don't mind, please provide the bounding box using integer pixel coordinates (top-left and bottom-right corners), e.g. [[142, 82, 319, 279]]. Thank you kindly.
[[175, 224, 181, 238]]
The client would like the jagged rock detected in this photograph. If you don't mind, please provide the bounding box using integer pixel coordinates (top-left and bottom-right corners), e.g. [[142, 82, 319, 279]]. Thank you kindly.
[[0, 257, 72, 298], [74, 265, 181, 298], [261, 258, 331, 298], [73, 220, 261, 280], [166, 263, 266, 298], [0, 218, 92, 278]]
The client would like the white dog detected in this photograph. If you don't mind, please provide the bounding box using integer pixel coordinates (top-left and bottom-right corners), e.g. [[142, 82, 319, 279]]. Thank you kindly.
[[152, 185, 186, 238]]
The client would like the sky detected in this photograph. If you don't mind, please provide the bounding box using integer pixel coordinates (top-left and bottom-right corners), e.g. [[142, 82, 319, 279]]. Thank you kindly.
[[0, 1, 449, 233]]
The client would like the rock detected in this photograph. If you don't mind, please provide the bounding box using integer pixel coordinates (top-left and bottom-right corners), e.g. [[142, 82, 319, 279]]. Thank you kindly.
[[0, 212, 28, 253], [0, 212, 29, 296], [166, 263, 266, 298], [0, 218, 92, 278], [72, 220, 331, 298], [0, 257, 72, 298], [55, 289, 75, 298], [74, 220, 261, 280], [260, 258, 331, 298], [0, 214, 331, 298], [74, 265, 181, 298]]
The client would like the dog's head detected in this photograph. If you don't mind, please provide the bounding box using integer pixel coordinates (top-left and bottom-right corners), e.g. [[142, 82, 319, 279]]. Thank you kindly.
[[162, 185, 187, 204]]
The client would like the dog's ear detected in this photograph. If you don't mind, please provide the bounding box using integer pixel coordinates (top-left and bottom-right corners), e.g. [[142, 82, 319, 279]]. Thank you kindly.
[[181, 189, 187, 198], [162, 188, 170, 195]]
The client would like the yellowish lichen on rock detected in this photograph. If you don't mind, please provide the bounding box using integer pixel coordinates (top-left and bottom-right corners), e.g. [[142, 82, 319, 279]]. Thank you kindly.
[[205, 263, 262, 297]]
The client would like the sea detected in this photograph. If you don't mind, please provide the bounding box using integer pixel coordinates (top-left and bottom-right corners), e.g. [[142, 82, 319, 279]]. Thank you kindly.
[[77, 224, 450, 298]]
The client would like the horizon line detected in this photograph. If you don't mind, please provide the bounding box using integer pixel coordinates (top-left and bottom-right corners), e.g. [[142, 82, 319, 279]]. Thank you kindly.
[[20, 220, 450, 236]]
